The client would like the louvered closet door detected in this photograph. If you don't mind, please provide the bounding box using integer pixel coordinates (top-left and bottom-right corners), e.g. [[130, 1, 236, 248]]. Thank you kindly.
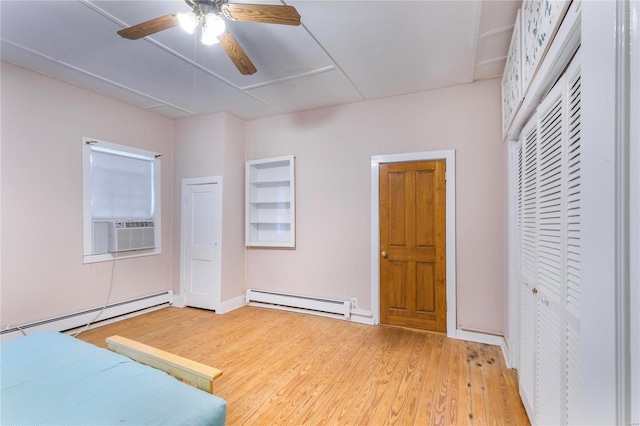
[[564, 54, 583, 426], [519, 118, 538, 420], [535, 78, 565, 426], [515, 50, 582, 426]]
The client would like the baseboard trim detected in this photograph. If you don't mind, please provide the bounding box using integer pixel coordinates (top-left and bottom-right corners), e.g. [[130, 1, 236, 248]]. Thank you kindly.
[[350, 309, 375, 325], [454, 329, 509, 368], [1, 291, 173, 342], [64, 304, 169, 336], [248, 302, 346, 320], [171, 294, 186, 308], [172, 295, 245, 314], [245, 301, 375, 325], [218, 295, 246, 314]]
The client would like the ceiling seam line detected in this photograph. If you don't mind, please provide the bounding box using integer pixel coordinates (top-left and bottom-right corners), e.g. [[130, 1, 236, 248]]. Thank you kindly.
[[467, 0, 483, 83], [476, 56, 508, 67], [77, 0, 280, 114], [240, 66, 336, 91], [78, 1, 240, 90], [1, 38, 196, 116], [281, 1, 364, 101], [478, 24, 516, 39]]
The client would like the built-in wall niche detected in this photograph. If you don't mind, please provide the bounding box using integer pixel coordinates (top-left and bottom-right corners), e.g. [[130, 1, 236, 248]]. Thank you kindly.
[[245, 155, 295, 247]]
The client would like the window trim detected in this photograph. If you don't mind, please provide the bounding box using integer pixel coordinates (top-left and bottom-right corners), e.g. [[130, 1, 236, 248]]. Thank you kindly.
[[82, 137, 162, 264]]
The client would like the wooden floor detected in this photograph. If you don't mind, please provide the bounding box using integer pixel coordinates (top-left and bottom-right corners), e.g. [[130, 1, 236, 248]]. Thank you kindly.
[[78, 306, 529, 425]]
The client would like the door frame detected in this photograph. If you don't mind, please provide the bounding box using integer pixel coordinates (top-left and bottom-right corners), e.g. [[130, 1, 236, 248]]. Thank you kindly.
[[180, 176, 223, 311], [371, 150, 456, 337]]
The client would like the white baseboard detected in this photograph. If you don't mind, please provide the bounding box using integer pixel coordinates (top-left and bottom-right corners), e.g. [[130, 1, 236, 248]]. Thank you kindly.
[[171, 294, 186, 308], [454, 329, 510, 368], [171, 295, 244, 313], [64, 304, 169, 336], [218, 295, 246, 314], [246, 289, 350, 318], [1, 291, 173, 343], [350, 309, 375, 325], [248, 302, 347, 320]]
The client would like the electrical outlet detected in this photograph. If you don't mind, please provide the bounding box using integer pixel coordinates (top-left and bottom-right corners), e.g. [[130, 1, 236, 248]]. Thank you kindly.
[[350, 298, 358, 310]]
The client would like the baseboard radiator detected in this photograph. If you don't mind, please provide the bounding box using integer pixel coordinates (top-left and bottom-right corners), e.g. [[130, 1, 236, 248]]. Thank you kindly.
[[1, 291, 173, 343], [246, 289, 351, 319]]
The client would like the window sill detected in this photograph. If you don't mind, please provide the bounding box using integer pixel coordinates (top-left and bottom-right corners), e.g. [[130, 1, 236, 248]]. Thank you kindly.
[[83, 247, 162, 264]]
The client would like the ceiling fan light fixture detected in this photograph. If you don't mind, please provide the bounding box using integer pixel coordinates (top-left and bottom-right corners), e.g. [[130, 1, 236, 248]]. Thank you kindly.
[[118, 1, 301, 75], [177, 11, 197, 34], [204, 13, 225, 37], [201, 24, 220, 45]]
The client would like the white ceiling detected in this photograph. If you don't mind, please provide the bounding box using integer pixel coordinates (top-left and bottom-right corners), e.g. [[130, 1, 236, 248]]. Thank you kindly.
[[0, 0, 520, 120]]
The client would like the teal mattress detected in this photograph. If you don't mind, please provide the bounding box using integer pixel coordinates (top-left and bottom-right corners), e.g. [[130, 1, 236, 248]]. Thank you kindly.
[[0, 332, 226, 425]]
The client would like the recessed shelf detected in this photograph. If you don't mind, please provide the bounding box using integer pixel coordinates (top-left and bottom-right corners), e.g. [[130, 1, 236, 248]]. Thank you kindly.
[[246, 155, 295, 248]]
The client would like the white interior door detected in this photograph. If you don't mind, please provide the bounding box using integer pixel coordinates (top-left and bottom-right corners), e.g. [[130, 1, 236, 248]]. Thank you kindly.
[[182, 179, 222, 311]]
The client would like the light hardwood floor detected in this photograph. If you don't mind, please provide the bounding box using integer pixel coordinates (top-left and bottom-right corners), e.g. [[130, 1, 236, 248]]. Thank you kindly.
[[77, 306, 530, 425]]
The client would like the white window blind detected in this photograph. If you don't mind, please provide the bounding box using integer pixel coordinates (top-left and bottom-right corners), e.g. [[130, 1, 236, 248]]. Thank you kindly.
[[90, 147, 154, 220], [82, 138, 161, 263]]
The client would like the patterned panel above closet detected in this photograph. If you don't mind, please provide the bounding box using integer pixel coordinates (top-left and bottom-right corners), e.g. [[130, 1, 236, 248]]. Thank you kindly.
[[502, 10, 523, 138], [521, 0, 571, 93], [501, 0, 571, 138]]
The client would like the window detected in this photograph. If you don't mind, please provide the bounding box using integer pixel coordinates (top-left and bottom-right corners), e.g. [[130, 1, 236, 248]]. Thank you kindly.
[[82, 137, 161, 263]]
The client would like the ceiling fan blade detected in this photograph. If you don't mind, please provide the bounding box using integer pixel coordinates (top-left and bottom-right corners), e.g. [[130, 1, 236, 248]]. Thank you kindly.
[[117, 14, 178, 40], [217, 31, 257, 75], [221, 4, 300, 26]]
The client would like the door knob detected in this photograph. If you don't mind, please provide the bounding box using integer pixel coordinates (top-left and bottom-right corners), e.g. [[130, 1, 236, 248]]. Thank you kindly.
[[381, 251, 388, 259], [532, 288, 538, 295]]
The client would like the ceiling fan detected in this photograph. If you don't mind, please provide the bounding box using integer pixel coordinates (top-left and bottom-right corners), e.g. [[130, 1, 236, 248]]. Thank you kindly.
[[117, 0, 301, 76]]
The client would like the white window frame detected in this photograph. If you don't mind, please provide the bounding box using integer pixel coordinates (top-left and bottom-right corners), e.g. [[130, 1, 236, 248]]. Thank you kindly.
[[82, 137, 162, 263]]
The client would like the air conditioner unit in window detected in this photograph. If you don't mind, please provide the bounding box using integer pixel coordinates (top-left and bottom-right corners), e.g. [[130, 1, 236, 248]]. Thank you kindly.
[[108, 221, 155, 253]]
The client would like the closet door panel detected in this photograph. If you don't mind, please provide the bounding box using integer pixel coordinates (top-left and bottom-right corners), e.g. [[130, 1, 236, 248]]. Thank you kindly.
[[564, 54, 583, 426], [519, 276, 537, 416], [522, 122, 539, 285], [515, 50, 582, 426], [566, 323, 582, 424], [535, 76, 567, 425], [518, 118, 538, 417], [537, 90, 564, 305], [537, 301, 564, 424], [565, 67, 582, 320]]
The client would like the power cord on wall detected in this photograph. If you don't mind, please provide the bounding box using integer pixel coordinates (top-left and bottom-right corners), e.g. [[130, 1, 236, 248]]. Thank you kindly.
[[2, 324, 27, 336], [2, 253, 118, 339], [72, 251, 118, 337]]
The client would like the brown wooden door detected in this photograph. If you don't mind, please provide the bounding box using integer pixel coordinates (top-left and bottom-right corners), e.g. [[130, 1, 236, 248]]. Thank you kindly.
[[379, 160, 446, 332]]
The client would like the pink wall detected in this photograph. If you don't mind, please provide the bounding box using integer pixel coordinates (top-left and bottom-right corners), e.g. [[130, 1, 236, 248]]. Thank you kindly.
[[173, 112, 226, 298], [0, 62, 175, 327], [246, 78, 506, 334], [221, 114, 246, 303], [173, 112, 246, 306], [1, 61, 506, 335]]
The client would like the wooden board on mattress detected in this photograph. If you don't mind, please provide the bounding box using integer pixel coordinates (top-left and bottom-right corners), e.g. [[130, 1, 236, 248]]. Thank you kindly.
[[106, 335, 223, 393]]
